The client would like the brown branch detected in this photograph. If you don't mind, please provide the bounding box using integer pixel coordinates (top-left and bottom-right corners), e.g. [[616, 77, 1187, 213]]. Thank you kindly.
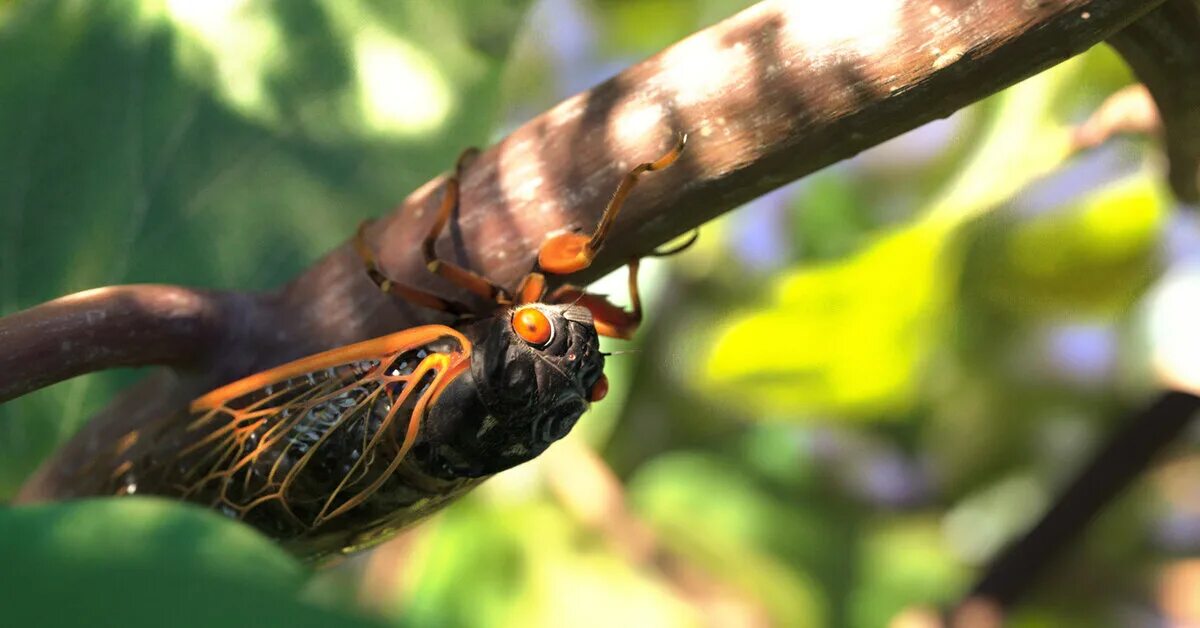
[[1108, 0, 1200, 204], [959, 391, 1200, 615], [14, 0, 1166, 499], [0, 286, 229, 403]]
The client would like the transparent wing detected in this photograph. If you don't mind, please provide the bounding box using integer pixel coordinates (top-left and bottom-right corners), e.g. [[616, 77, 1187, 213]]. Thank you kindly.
[[88, 325, 472, 538]]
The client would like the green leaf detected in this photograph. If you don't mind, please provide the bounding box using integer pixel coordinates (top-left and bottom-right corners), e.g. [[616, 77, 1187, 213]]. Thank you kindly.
[[398, 496, 693, 627], [702, 221, 951, 417], [851, 517, 968, 628], [0, 497, 385, 627], [976, 174, 1168, 316]]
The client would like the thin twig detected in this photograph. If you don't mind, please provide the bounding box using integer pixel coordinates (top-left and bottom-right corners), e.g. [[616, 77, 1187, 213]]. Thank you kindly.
[[964, 391, 1200, 611]]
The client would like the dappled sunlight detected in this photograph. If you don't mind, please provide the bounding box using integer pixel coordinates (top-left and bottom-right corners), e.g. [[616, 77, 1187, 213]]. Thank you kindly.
[[354, 30, 454, 137], [4, 0, 1198, 626], [164, 0, 456, 140], [777, 0, 903, 65], [610, 100, 669, 151], [654, 27, 753, 108], [164, 0, 283, 121], [1146, 265, 1200, 395]]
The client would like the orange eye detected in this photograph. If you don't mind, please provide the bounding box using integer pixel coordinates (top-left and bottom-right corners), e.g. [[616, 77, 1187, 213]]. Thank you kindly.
[[512, 307, 553, 346]]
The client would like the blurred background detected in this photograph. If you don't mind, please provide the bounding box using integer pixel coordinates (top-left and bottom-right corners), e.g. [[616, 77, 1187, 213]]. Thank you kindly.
[[3, 0, 1200, 626]]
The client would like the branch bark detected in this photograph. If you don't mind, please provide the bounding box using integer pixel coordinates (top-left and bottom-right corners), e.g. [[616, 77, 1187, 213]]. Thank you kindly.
[[1108, 0, 1200, 204], [0, 286, 229, 402], [9, 0, 1171, 495], [962, 391, 1200, 614]]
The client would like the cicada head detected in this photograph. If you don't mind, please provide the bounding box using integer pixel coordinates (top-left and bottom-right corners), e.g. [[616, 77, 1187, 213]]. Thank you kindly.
[[417, 303, 606, 478]]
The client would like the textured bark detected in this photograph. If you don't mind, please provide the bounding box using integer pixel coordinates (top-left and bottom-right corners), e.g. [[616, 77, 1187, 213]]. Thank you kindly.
[[0, 286, 229, 403], [1109, 0, 1200, 204]]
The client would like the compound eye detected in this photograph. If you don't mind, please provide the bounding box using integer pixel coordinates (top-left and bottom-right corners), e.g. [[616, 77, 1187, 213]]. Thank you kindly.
[[512, 307, 553, 347], [589, 374, 609, 402]]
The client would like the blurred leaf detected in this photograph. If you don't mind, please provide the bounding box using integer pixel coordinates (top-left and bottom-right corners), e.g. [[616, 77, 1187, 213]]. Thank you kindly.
[[941, 474, 1047, 565], [629, 452, 830, 627], [398, 496, 694, 628], [851, 517, 968, 628], [593, 0, 755, 54], [793, 171, 874, 262], [978, 174, 1168, 316], [702, 221, 950, 417], [693, 58, 1084, 420], [0, 498, 383, 627]]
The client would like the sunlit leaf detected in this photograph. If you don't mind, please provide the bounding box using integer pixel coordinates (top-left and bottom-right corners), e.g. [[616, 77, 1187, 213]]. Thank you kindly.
[[702, 221, 950, 417]]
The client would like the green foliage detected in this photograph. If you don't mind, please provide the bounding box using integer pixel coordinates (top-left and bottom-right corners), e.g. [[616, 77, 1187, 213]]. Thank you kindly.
[[0, 498, 384, 628], [631, 453, 830, 626]]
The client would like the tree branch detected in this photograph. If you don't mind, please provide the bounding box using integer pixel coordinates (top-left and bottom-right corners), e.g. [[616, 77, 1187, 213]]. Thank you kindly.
[[0, 286, 229, 403], [962, 391, 1200, 613], [1108, 0, 1200, 204], [12, 0, 1170, 498]]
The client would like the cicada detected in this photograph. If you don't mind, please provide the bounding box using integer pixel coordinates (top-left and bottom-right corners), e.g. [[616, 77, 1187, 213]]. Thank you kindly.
[[29, 136, 688, 562]]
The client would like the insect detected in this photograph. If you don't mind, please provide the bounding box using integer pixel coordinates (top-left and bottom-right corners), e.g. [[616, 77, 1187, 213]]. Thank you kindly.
[[37, 135, 689, 562]]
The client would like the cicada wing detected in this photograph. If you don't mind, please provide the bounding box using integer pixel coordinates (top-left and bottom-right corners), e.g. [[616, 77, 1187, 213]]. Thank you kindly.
[[80, 325, 473, 541]]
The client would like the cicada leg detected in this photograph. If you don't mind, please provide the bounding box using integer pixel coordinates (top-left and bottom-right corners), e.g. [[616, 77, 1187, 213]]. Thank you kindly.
[[514, 272, 547, 305], [546, 228, 699, 339], [355, 148, 514, 312], [537, 134, 687, 276], [354, 221, 473, 315], [647, 229, 699, 258], [422, 148, 514, 304], [546, 260, 641, 340]]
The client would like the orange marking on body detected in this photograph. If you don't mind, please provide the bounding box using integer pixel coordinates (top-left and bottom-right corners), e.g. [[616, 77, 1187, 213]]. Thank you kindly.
[[537, 233, 594, 275], [589, 374, 609, 402], [190, 325, 469, 412]]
